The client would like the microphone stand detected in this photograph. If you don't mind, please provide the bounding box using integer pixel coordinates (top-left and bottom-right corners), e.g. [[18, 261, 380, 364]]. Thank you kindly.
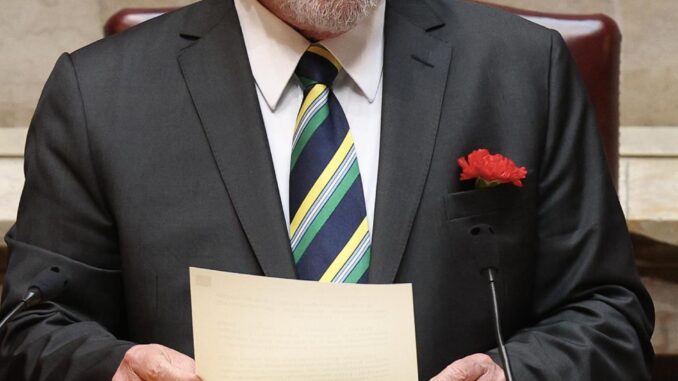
[[468, 223, 516, 381], [482, 267, 514, 381]]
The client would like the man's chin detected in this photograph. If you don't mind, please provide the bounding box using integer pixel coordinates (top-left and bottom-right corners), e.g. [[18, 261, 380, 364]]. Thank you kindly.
[[282, 0, 378, 39], [296, 25, 352, 41]]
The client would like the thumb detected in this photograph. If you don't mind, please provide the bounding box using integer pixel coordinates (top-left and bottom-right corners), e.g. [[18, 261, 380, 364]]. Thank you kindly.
[[151, 364, 201, 381], [137, 359, 201, 381], [430, 354, 491, 381], [134, 345, 201, 381]]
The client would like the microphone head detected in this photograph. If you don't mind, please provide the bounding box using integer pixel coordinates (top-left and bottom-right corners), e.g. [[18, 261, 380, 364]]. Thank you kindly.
[[467, 224, 500, 274], [26, 266, 68, 306]]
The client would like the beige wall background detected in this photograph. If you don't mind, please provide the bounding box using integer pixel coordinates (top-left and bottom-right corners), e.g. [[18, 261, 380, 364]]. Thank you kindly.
[[0, 0, 193, 129]]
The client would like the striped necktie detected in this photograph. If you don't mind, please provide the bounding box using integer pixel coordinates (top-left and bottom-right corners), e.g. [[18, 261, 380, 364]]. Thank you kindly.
[[289, 45, 371, 284]]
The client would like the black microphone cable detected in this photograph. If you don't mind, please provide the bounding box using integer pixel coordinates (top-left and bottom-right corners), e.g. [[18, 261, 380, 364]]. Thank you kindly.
[[482, 266, 514, 381], [469, 224, 515, 381]]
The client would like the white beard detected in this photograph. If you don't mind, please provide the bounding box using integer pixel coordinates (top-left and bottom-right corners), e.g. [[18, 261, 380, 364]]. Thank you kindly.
[[279, 0, 379, 35]]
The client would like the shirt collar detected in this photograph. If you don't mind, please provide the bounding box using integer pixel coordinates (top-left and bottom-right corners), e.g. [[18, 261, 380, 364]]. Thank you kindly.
[[233, 0, 385, 110]]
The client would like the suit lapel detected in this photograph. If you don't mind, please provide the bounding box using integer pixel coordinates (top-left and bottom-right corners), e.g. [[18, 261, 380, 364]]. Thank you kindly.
[[177, 0, 296, 279], [369, 2, 452, 283]]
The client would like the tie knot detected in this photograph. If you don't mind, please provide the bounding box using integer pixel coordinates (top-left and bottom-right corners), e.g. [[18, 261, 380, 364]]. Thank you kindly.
[[296, 45, 342, 89]]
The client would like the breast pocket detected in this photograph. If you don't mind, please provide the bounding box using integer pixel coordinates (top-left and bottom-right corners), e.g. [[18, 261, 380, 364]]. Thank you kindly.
[[444, 184, 524, 221], [443, 184, 533, 246], [443, 185, 531, 256], [443, 184, 536, 325]]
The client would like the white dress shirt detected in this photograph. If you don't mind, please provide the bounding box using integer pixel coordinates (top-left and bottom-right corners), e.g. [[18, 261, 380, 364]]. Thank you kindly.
[[233, 0, 385, 233]]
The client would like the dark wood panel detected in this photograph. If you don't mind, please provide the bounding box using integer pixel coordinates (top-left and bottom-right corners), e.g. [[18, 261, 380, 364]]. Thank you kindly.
[[654, 354, 678, 381], [0, 244, 7, 286], [632, 233, 678, 282]]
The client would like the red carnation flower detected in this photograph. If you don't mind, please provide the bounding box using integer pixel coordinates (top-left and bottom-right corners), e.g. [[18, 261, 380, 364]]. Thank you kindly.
[[457, 149, 527, 188]]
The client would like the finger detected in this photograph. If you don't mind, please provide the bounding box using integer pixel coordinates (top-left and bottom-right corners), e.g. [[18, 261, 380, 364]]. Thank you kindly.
[[477, 364, 506, 381], [161, 346, 197, 373], [122, 344, 199, 381], [134, 351, 200, 381], [430, 354, 494, 381], [478, 370, 506, 381], [474, 354, 505, 381], [112, 361, 144, 381], [430, 362, 483, 381], [143, 364, 201, 381]]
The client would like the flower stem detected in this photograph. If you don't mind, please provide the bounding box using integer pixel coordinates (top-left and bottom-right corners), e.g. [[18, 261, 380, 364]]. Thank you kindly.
[[476, 178, 500, 189]]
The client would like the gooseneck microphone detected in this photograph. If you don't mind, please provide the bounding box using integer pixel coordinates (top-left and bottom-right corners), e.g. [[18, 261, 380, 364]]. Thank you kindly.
[[0, 266, 68, 331], [468, 224, 515, 381]]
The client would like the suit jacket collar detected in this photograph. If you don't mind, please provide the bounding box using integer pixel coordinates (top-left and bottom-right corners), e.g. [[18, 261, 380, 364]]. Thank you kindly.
[[369, 0, 452, 283], [388, 0, 447, 32], [176, 0, 452, 283], [179, 0, 230, 39], [177, 0, 297, 279]]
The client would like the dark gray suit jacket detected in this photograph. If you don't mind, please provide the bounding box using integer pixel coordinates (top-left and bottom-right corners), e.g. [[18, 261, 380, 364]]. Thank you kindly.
[[0, 0, 654, 379]]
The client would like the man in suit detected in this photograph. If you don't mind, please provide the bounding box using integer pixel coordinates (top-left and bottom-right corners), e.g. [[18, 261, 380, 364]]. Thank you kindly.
[[0, 0, 654, 379]]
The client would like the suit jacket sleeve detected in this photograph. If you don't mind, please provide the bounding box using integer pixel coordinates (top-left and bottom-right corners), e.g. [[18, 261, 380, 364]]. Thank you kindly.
[[0, 53, 134, 380], [488, 30, 655, 379]]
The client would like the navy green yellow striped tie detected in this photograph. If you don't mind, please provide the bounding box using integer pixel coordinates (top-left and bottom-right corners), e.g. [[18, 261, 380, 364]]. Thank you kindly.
[[289, 45, 371, 283]]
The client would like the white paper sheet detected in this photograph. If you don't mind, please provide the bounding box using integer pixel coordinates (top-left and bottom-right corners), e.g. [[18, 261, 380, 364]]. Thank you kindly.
[[189, 267, 418, 380]]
